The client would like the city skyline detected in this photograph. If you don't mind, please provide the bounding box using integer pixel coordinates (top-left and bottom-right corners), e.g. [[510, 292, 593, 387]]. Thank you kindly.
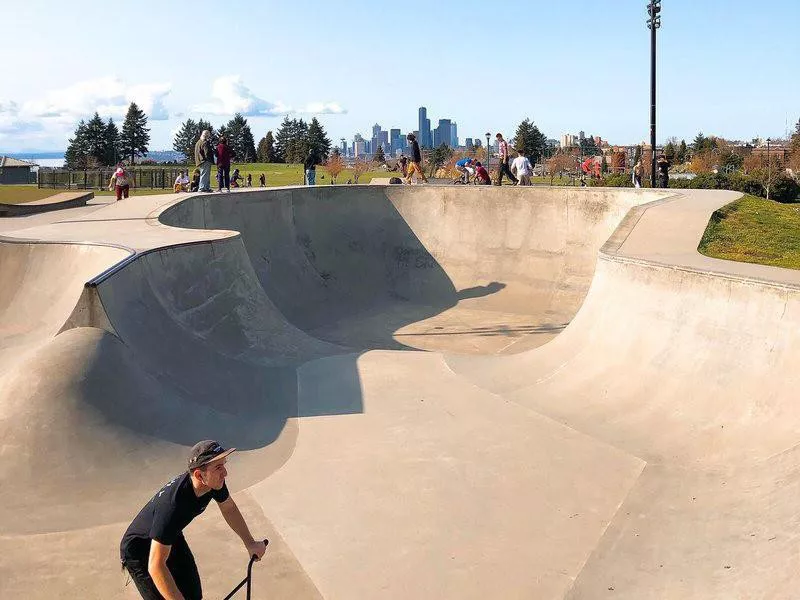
[[1, 0, 799, 153]]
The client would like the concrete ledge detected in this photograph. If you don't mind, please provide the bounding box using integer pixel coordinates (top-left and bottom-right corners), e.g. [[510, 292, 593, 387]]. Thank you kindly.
[[0, 191, 94, 217]]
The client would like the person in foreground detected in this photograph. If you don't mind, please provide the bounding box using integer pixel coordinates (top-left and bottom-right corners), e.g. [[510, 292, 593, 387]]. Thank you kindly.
[[120, 441, 267, 600]]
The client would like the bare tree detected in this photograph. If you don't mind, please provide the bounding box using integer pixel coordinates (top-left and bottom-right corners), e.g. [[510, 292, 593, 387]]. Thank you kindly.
[[546, 153, 575, 185], [325, 153, 345, 184], [352, 158, 370, 183]]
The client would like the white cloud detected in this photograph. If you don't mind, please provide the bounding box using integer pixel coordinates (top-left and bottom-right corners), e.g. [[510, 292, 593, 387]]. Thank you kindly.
[[22, 77, 172, 121], [192, 76, 290, 116], [296, 102, 347, 115]]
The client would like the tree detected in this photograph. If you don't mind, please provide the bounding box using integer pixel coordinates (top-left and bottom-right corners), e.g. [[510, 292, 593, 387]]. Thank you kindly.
[[82, 112, 109, 166], [663, 141, 676, 163], [257, 131, 276, 163], [352, 158, 370, 183], [676, 140, 688, 163], [546, 152, 575, 184], [513, 118, 548, 163], [306, 117, 331, 162], [224, 113, 257, 162], [104, 118, 120, 165], [65, 120, 89, 169], [273, 116, 293, 163], [429, 143, 454, 177], [634, 145, 642, 165], [120, 102, 150, 164], [325, 152, 345, 183], [173, 118, 198, 162], [373, 144, 386, 164]]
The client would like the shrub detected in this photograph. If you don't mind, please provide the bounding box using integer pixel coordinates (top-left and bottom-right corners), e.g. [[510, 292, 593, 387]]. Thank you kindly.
[[600, 173, 634, 187], [769, 173, 800, 203]]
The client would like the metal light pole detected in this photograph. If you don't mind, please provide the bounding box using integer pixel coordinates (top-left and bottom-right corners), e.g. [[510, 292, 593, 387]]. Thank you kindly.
[[647, 1, 662, 187], [767, 138, 771, 200], [485, 132, 491, 168]]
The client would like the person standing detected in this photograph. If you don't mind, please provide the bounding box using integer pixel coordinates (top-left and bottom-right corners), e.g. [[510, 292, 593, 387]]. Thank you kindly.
[[511, 152, 533, 186], [657, 154, 670, 188], [405, 133, 428, 184], [632, 160, 642, 188], [259, 173, 266, 187], [494, 133, 518, 186], [194, 130, 215, 193], [215, 136, 232, 192], [119, 441, 266, 600], [304, 148, 317, 185]]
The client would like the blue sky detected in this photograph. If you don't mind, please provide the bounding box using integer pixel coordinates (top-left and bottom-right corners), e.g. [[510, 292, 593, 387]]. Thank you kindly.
[[1, 0, 798, 152]]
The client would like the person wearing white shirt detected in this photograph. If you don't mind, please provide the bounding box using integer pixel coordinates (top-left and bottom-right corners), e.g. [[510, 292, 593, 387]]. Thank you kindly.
[[511, 152, 534, 186], [173, 171, 190, 193]]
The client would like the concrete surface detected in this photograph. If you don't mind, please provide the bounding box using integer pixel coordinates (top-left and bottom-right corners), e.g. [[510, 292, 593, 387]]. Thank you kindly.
[[0, 190, 94, 216], [1, 184, 798, 599]]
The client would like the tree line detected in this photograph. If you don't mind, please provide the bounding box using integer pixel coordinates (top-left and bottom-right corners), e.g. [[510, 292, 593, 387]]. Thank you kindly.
[[172, 114, 332, 165], [65, 103, 150, 169]]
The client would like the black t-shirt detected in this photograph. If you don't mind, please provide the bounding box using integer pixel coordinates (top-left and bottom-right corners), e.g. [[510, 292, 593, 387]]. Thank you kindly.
[[410, 141, 422, 162], [304, 154, 317, 170], [120, 472, 229, 560]]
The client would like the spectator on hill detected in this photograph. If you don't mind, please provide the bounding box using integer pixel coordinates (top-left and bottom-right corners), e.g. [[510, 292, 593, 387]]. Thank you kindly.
[[194, 130, 215, 193], [396, 155, 409, 178], [108, 164, 132, 200], [494, 133, 518, 186], [230, 168, 243, 188], [474, 161, 491, 185], [405, 133, 428, 184], [511, 152, 533, 186], [259, 173, 266, 187], [304, 148, 317, 185], [632, 160, 642, 188], [216, 136, 232, 192], [173, 171, 189, 193], [246, 173, 252, 187]]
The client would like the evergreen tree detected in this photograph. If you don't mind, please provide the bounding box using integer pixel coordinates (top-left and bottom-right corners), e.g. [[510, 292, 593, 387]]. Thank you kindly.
[[663, 141, 676, 162], [430, 143, 453, 171], [104, 118, 120, 165], [65, 120, 89, 169], [120, 102, 150, 164], [84, 112, 109, 166], [173, 118, 198, 161], [512, 118, 548, 163], [257, 131, 276, 163], [273, 117, 291, 163], [224, 114, 257, 162], [373, 144, 386, 164], [677, 139, 688, 163], [306, 117, 331, 162], [634, 145, 642, 164], [791, 119, 800, 152]]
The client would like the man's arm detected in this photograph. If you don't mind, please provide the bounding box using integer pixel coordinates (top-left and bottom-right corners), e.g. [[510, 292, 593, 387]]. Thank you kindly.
[[148, 540, 185, 600], [218, 497, 266, 559]]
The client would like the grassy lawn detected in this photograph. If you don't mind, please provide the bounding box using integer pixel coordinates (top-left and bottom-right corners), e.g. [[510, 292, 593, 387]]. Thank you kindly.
[[699, 194, 800, 269]]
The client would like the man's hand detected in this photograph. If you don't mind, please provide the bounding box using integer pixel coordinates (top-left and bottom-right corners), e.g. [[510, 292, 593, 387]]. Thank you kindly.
[[246, 539, 267, 561]]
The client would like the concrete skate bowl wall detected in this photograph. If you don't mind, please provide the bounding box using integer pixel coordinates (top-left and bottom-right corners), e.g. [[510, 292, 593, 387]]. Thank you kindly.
[[160, 185, 672, 354]]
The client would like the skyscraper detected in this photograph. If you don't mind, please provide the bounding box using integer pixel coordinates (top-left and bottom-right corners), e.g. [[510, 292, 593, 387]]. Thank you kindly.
[[434, 119, 452, 148], [450, 122, 458, 148], [418, 107, 432, 148]]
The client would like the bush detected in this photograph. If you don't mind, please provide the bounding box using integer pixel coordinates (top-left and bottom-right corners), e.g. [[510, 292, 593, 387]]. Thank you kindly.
[[599, 173, 634, 188], [769, 173, 800, 203]]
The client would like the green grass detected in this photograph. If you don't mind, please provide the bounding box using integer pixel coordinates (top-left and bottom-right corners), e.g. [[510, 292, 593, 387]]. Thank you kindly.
[[699, 194, 800, 269]]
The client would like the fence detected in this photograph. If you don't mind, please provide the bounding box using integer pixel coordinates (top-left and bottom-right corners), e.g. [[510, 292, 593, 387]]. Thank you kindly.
[[37, 168, 189, 190]]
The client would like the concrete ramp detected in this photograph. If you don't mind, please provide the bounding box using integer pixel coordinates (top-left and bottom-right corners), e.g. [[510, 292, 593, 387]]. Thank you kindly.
[[1, 185, 799, 598]]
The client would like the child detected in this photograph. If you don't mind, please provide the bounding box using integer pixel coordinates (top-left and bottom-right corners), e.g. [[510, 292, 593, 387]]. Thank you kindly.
[[190, 169, 200, 192]]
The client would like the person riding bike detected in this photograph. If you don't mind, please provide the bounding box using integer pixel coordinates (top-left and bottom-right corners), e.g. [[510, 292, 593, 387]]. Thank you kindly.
[[120, 441, 267, 600], [454, 157, 475, 184]]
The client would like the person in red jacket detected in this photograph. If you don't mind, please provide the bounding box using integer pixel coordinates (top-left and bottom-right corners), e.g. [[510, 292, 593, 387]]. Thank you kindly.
[[474, 161, 491, 185], [216, 136, 233, 192]]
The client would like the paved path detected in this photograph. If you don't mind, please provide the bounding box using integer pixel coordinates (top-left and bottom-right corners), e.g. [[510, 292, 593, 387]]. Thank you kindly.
[[1, 185, 798, 599]]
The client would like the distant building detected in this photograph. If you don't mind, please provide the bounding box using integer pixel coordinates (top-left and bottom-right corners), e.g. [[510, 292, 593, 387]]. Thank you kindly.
[[0, 156, 35, 184], [434, 119, 452, 148], [418, 107, 432, 148], [390, 129, 403, 155], [450, 122, 458, 148], [466, 138, 474, 151], [560, 134, 577, 148]]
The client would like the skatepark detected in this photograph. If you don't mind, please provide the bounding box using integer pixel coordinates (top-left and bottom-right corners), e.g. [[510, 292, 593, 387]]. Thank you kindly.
[[1, 183, 799, 599]]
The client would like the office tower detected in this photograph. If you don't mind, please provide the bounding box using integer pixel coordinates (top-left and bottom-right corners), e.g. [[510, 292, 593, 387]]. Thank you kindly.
[[466, 138, 474, 151], [390, 129, 402, 155], [418, 107, 432, 148], [451, 122, 458, 148], [434, 119, 452, 148]]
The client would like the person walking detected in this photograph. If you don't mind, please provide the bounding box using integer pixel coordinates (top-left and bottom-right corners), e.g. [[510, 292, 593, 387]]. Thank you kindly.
[[494, 133, 518, 186], [120, 441, 267, 600], [194, 130, 215, 193], [216, 136, 232, 192], [108, 164, 132, 200], [304, 148, 317, 185], [405, 133, 428, 184], [511, 152, 534, 186]]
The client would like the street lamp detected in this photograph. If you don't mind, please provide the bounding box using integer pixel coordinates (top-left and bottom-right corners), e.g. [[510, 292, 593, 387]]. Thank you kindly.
[[647, 0, 662, 187], [485, 132, 491, 167], [767, 138, 771, 200]]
